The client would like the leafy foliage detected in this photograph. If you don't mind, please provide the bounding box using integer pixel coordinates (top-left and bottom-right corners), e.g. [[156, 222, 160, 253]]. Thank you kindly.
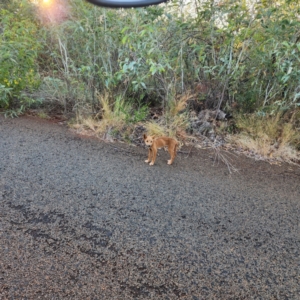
[[0, 0, 41, 115], [1, 0, 300, 121]]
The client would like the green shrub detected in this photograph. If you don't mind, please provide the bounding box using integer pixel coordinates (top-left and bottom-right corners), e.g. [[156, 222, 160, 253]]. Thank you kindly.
[[0, 1, 41, 115]]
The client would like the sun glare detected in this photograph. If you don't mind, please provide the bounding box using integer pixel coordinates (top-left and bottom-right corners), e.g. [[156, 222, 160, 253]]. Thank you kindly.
[[33, 0, 69, 24], [42, 0, 52, 6]]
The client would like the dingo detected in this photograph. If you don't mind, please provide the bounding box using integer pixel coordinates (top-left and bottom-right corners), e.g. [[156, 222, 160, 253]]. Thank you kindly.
[[143, 134, 178, 166]]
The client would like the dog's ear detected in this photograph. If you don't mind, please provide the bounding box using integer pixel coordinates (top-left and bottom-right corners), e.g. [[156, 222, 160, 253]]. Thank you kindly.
[[143, 133, 147, 140]]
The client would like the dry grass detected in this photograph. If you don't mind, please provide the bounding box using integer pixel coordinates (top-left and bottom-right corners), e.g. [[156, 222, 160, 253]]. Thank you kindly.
[[36, 111, 50, 119], [144, 113, 189, 142], [72, 92, 194, 142], [71, 93, 130, 135], [144, 93, 194, 140], [165, 92, 196, 139], [229, 113, 300, 163], [95, 93, 128, 133], [167, 114, 189, 138], [144, 121, 167, 137], [168, 92, 196, 117], [168, 97, 187, 117], [71, 92, 300, 166]]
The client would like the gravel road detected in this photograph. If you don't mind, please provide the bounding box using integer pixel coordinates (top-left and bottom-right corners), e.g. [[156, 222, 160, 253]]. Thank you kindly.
[[0, 116, 299, 299]]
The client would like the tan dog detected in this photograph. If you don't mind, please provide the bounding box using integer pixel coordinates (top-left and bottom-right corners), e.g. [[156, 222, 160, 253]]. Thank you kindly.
[[143, 134, 178, 166]]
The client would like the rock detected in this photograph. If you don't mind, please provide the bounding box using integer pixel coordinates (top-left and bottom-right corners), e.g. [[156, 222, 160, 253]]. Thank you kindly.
[[198, 109, 227, 122], [189, 109, 227, 140], [198, 121, 213, 135]]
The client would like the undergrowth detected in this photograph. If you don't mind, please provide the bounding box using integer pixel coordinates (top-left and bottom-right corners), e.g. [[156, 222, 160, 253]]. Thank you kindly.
[[73, 92, 149, 138], [229, 112, 300, 163], [71, 91, 300, 165]]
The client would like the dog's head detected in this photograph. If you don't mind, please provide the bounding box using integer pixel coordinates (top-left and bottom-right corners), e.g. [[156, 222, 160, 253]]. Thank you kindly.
[[143, 134, 154, 148]]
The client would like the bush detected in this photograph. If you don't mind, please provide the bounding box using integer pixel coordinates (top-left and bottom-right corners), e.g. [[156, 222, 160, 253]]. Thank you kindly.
[[0, 1, 41, 115]]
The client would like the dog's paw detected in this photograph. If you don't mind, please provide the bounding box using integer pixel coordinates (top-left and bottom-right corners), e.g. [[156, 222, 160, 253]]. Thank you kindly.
[[167, 160, 172, 165], [145, 159, 150, 163], [149, 162, 154, 166]]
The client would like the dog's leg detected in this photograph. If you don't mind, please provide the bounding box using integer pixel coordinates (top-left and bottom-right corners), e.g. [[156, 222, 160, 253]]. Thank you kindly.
[[167, 147, 173, 165], [174, 143, 178, 158], [167, 145, 177, 165], [145, 148, 152, 163], [149, 148, 157, 165]]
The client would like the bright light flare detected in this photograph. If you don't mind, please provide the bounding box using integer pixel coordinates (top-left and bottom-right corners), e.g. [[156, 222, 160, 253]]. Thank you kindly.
[[41, 0, 54, 8], [34, 0, 70, 25]]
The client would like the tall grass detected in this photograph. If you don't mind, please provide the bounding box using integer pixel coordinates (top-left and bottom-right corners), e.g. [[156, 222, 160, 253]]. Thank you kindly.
[[230, 113, 300, 162]]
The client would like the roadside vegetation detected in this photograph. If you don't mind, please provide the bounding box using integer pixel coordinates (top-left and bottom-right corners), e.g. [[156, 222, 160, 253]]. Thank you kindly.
[[1, 0, 299, 163]]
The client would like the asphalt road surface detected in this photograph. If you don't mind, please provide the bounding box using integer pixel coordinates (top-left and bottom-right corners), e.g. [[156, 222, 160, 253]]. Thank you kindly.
[[0, 116, 299, 299]]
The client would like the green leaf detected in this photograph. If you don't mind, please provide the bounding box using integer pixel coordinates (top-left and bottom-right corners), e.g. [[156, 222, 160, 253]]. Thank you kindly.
[[121, 36, 128, 44], [121, 27, 129, 33], [282, 41, 290, 48]]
